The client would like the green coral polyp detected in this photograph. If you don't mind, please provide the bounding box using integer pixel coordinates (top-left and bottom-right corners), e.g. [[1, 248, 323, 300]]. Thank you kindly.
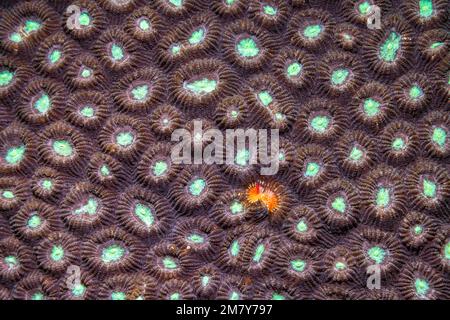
[[235, 149, 250, 166], [230, 240, 240, 257], [184, 78, 217, 95], [27, 214, 42, 229], [303, 24, 322, 39], [415, 278, 430, 297], [34, 93, 51, 114], [358, 1, 372, 15], [80, 106, 95, 118], [392, 137, 406, 151], [363, 98, 381, 117], [5, 144, 25, 165], [310, 115, 330, 133], [79, 12, 91, 26], [48, 49, 62, 64], [419, 0, 434, 18], [236, 38, 260, 58], [287, 62, 302, 77], [413, 225, 423, 235], [134, 203, 154, 227], [162, 256, 178, 269], [187, 233, 205, 244], [24, 20, 41, 34], [380, 32, 401, 62], [131, 84, 149, 101], [81, 68, 92, 78], [263, 5, 277, 16], [258, 90, 273, 106], [4, 255, 18, 269], [111, 292, 127, 300], [305, 162, 320, 177], [138, 19, 150, 31], [50, 245, 65, 261], [189, 178, 206, 196], [230, 200, 243, 215], [110, 43, 125, 61], [9, 33, 22, 43], [409, 85, 423, 100], [74, 197, 98, 215], [291, 259, 306, 272], [41, 179, 52, 190], [367, 246, 386, 264], [331, 196, 346, 214], [296, 220, 308, 232], [116, 132, 134, 147], [188, 28, 206, 45], [349, 146, 363, 161], [72, 283, 86, 297], [422, 178, 437, 198], [252, 244, 265, 263], [331, 68, 350, 86], [152, 161, 168, 176], [376, 187, 390, 207], [432, 127, 446, 147], [101, 244, 125, 263], [335, 261, 346, 270], [2, 190, 14, 199], [52, 140, 73, 157], [0, 70, 14, 87], [169, 0, 183, 7]]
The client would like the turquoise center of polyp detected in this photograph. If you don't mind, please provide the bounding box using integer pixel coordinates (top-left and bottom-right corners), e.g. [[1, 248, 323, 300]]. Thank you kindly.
[[49, 49, 61, 64], [311, 115, 330, 133], [31, 292, 44, 300], [291, 259, 306, 272], [24, 20, 41, 34], [2, 190, 14, 199], [392, 137, 406, 150], [419, 0, 433, 18], [100, 165, 110, 176], [139, 19, 150, 31], [134, 203, 154, 227], [368, 246, 386, 264], [350, 146, 363, 161], [81, 68, 91, 78], [79, 12, 91, 26], [185, 78, 217, 95], [50, 245, 64, 261], [34, 93, 51, 114], [287, 62, 302, 77], [296, 219, 308, 232], [189, 178, 206, 196], [230, 240, 240, 256], [263, 5, 277, 16], [102, 244, 125, 263], [131, 84, 149, 101], [380, 32, 401, 62], [74, 197, 98, 215], [41, 179, 52, 190], [152, 161, 168, 176], [9, 33, 22, 43], [409, 85, 423, 100], [258, 90, 273, 106], [72, 284, 86, 297], [235, 149, 250, 166], [252, 244, 265, 262], [358, 1, 371, 15], [163, 256, 178, 269], [413, 225, 423, 235], [363, 98, 381, 117], [423, 179, 436, 198], [188, 28, 205, 45], [331, 68, 350, 86], [303, 24, 322, 39], [169, 0, 183, 7], [116, 132, 134, 147], [335, 262, 346, 270], [5, 145, 25, 165], [432, 127, 446, 147], [111, 43, 125, 61], [27, 214, 41, 229], [111, 292, 127, 300], [80, 105, 94, 118], [444, 242, 450, 260], [0, 70, 14, 87], [415, 278, 429, 297], [53, 140, 73, 157], [236, 38, 259, 58], [230, 200, 243, 215], [187, 233, 204, 244], [272, 293, 285, 300], [376, 187, 390, 207], [4, 255, 18, 268], [331, 196, 346, 213], [305, 162, 320, 177]]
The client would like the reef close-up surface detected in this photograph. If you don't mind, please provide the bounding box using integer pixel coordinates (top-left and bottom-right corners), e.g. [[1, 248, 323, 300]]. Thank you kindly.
[[0, 0, 449, 300]]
